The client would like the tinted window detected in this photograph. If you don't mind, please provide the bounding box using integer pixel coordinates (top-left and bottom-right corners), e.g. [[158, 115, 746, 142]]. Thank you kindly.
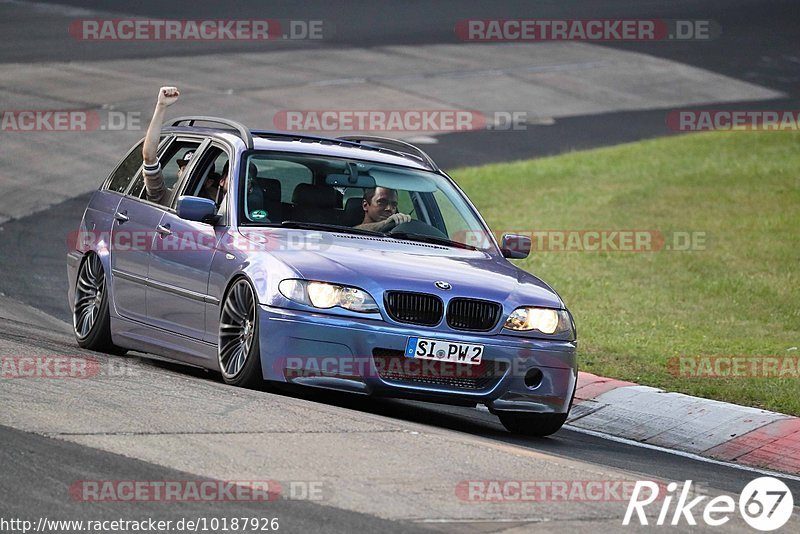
[[106, 140, 144, 193], [178, 146, 229, 209], [254, 159, 312, 203], [129, 140, 202, 202]]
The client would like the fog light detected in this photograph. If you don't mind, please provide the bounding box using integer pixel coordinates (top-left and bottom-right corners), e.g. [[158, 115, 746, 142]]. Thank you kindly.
[[524, 368, 543, 389]]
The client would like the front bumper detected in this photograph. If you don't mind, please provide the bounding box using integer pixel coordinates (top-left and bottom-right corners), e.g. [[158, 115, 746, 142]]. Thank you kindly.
[[259, 304, 577, 414]]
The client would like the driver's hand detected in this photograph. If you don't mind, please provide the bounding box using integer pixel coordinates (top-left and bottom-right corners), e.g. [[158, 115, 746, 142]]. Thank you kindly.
[[387, 213, 412, 227], [157, 86, 180, 107]]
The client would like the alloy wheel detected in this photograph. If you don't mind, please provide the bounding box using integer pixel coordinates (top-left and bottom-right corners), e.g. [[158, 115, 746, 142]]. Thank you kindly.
[[219, 279, 257, 379], [74, 254, 105, 339]]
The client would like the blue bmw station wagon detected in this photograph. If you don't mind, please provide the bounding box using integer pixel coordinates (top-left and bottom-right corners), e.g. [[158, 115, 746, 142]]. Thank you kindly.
[[67, 117, 577, 436]]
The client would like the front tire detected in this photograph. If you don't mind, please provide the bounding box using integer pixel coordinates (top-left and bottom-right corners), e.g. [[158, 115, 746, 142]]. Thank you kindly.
[[498, 412, 568, 437], [73, 253, 125, 354], [218, 278, 263, 388]]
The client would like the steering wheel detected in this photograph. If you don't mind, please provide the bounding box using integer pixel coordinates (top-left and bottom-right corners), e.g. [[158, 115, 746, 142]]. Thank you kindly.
[[388, 219, 449, 239]]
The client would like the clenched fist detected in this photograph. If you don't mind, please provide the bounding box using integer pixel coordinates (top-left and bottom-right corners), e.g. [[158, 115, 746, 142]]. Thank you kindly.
[[157, 86, 180, 107]]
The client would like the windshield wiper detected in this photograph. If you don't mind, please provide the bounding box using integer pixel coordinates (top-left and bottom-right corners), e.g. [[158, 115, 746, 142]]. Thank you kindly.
[[385, 231, 478, 250], [271, 221, 386, 236]]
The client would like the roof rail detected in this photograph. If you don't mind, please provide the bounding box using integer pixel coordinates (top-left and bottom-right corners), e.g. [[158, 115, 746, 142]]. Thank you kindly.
[[251, 130, 367, 147], [167, 116, 253, 149], [251, 131, 433, 168], [336, 136, 439, 171]]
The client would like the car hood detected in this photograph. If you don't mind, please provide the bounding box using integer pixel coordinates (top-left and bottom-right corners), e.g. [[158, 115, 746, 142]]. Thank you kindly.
[[240, 229, 564, 309]]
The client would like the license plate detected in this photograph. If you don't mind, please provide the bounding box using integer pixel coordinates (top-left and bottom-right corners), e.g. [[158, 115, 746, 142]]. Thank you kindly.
[[404, 337, 484, 365]]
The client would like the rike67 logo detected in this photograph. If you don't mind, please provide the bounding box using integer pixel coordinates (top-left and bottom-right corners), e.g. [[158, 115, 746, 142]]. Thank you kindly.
[[624, 477, 794, 531]]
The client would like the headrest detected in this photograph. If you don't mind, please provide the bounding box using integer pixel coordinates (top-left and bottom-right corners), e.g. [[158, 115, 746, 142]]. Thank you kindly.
[[254, 177, 282, 201], [292, 183, 338, 207], [344, 196, 362, 213], [343, 196, 364, 226]]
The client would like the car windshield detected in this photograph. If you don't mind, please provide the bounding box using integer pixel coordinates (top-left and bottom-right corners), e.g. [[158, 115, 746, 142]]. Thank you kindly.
[[238, 152, 495, 250]]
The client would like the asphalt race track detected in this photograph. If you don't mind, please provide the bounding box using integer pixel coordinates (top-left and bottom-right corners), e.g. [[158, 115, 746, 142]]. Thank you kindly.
[[1, 1, 798, 532], [2, 315, 799, 532]]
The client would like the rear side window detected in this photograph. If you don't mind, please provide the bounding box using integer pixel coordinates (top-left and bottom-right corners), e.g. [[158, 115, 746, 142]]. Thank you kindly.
[[247, 159, 313, 203], [106, 140, 144, 193]]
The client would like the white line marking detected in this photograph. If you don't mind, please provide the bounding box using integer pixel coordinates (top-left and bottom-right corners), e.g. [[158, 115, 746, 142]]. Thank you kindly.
[[0, 0, 135, 18], [311, 78, 368, 86], [414, 518, 551, 524], [564, 424, 800, 483]]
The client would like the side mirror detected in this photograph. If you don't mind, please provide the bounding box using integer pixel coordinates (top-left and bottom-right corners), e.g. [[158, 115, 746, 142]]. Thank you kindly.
[[177, 196, 216, 223], [500, 233, 531, 259]]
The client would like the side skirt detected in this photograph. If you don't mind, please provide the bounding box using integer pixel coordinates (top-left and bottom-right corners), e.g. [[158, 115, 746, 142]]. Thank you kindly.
[[110, 315, 219, 370]]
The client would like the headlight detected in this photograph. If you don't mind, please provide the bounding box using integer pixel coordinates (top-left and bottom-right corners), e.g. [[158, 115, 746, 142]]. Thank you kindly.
[[307, 282, 339, 308], [504, 307, 573, 335], [279, 279, 379, 313]]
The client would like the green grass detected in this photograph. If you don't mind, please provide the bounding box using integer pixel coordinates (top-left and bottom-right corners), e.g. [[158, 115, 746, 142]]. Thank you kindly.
[[449, 131, 800, 415]]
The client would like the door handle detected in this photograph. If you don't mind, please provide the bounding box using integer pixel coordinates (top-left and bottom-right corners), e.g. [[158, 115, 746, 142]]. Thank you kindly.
[[114, 211, 129, 223], [156, 224, 172, 237]]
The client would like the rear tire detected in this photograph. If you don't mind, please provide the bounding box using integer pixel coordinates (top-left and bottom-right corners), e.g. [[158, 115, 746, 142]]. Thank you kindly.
[[498, 412, 568, 437], [73, 253, 126, 355], [218, 278, 263, 388]]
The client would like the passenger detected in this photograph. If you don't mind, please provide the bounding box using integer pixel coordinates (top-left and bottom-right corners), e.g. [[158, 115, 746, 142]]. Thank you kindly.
[[142, 86, 181, 205], [142, 86, 229, 207], [199, 167, 222, 203], [355, 187, 411, 232], [200, 161, 229, 207]]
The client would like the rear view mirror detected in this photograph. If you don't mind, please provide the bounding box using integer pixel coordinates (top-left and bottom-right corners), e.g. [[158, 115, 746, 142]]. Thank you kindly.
[[325, 173, 376, 188], [500, 233, 531, 259], [176, 196, 217, 223], [326, 161, 377, 188]]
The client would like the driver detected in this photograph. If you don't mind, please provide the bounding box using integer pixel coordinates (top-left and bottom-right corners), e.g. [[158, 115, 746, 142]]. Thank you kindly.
[[355, 187, 411, 232]]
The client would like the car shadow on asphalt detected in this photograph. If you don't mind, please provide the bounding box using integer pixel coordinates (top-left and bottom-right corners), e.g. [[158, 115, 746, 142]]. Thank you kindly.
[[141, 352, 573, 450]]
